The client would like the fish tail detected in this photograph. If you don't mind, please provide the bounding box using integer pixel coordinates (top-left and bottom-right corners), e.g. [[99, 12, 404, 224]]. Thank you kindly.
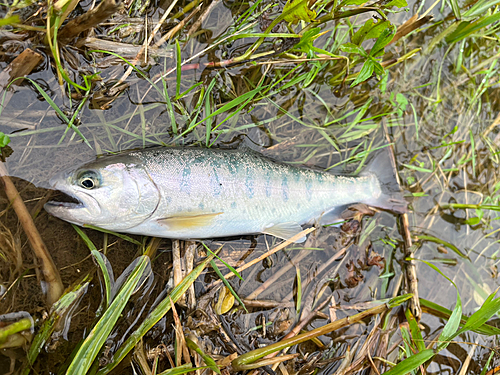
[[360, 149, 407, 214]]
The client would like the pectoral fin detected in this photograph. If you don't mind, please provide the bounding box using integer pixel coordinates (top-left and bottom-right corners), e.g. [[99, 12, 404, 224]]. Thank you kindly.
[[158, 212, 223, 230], [263, 222, 306, 243]]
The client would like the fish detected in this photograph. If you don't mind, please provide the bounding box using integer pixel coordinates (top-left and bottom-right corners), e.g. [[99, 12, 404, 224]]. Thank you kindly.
[[44, 147, 406, 243]]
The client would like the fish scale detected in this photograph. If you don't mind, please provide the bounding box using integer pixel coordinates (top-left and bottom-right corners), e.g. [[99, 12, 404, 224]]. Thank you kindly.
[[45, 147, 406, 242]]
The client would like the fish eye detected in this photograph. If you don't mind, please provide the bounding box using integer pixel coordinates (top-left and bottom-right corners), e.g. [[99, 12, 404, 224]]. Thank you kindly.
[[81, 177, 96, 189], [77, 171, 100, 190]]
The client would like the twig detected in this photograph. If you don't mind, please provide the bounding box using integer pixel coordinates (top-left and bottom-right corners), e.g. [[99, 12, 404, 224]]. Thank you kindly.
[[281, 297, 331, 342], [184, 241, 197, 309], [154, 5, 202, 47], [284, 245, 348, 303], [117, 20, 256, 132], [232, 295, 411, 370], [134, 339, 153, 375], [457, 336, 479, 375], [382, 121, 421, 319], [58, 0, 124, 45], [0, 162, 63, 305], [113, 0, 179, 87], [344, 316, 381, 373], [0, 48, 43, 109], [242, 300, 294, 308], [389, 14, 433, 45], [186, 0, 221, 38], [207, 227, 316, 290], [172, 240, 186, 307], [370, 314, 397, 375], [246, 248, 310, 301], [79, 37, 173, 59], [233, 353, 300, 371], [170, 297, 191, 366]]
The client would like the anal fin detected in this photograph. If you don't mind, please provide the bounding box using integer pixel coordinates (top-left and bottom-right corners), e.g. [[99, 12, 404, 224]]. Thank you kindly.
[[263, 222, 306, 243], [158, 212, 223, 230], [318, 206, 348, 226]]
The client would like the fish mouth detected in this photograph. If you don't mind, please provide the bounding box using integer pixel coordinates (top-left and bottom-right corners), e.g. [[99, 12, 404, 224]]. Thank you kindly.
[[44, 181, 101, 221], [46, 191, 85, 209]]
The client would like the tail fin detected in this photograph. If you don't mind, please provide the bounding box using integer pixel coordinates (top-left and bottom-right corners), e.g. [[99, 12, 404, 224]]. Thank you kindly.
[[360, 149, 407, 214]]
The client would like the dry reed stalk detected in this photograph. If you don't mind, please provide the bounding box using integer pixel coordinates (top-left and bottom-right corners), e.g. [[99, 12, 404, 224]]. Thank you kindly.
[[113, 0, 179, 86], [172, 239, 186, 307], [389, 14, 433, 45], [57, 0, 123, 45], [382, 121, 421, 319], [0, 48, 43, 108], [0, 162, 63, 305], [184, 241, 196, 309], [208, 227, 316, 290]]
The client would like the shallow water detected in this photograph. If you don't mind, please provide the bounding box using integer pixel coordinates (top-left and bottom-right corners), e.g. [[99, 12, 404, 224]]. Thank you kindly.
[[1, 0, 500, 373]]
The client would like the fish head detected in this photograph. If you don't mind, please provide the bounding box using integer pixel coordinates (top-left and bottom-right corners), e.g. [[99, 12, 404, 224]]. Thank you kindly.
[[45, 156, 160, 230]]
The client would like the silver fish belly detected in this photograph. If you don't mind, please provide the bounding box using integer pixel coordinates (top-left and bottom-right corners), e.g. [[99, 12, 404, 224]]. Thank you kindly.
[[45, 147, 404, 242]]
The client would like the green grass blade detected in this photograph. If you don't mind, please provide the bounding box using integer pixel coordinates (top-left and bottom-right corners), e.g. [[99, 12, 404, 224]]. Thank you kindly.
[[203, 78, 217, 146], [22, 280, 90, 375], [440, 203, 500, 211], [180, 85, 206, 137], [400, 325, 415, 364], [177, 82, 204, 100], [0, 15, 19, 27], [203, 244, 244, 281], [178, 84, 266, 138], [0, 318, 33, 345], [72, 225, 97, 251], [57, 94, 89, 146], [89, 50, 164, 97], [185, 336, 221, 374], [470, 130, 476, 178], [410, 102, 419, 141], [210, 259, 247, 313], [479, 351, 495, 375], [175, 40, 181, 99], [382, 349, 434, 375], [158, 364, 211, 375], [264, 63, 306, 96], [415, 260, 462, 351], [415, 234, 468, 258], [205, 93, 212, 147], [449, 0, 461, 21], [419, 298, 500, 335], [162, 57, 177, 135], [454, 288, 500, 337], [24, 78, 92, 149], [447, 12, 500, 44], [295, 266, 302, 315], [66, 256, 150, 375], [209, 84, 266, 132], [234, 0, 264, 25], [405, 309, 425, 352], [96, 253, 216, 374], [82, 224, 143, 246], [463, 0, 500, 19], [91, 250, 113, 308]]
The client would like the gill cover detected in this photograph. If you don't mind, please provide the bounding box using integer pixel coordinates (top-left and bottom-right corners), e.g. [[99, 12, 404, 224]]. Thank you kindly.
[[45, 156, 160, 230]]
